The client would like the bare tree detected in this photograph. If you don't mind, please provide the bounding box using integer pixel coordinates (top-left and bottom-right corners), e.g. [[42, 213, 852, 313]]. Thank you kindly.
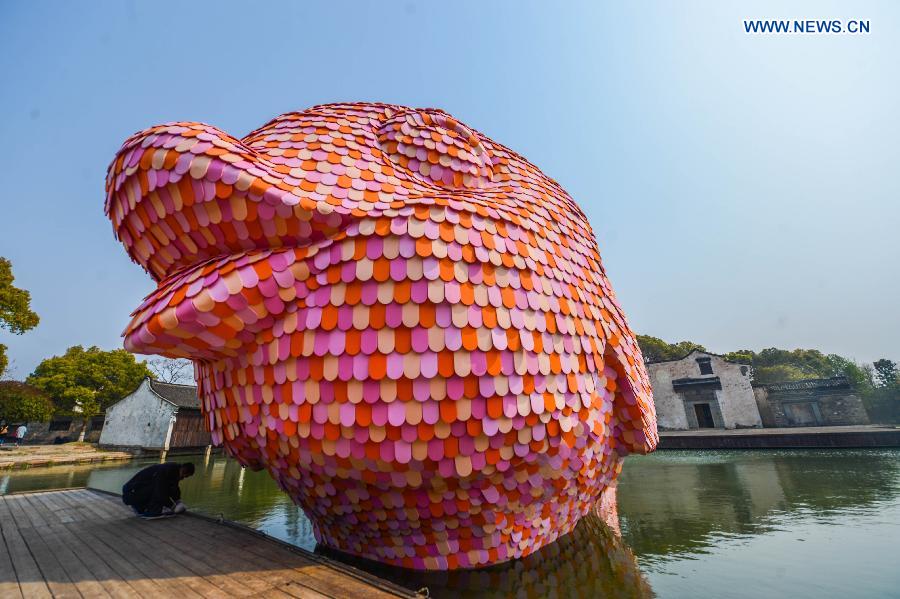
[[146, 357, 195, 384], [0, 359, 18, 382]]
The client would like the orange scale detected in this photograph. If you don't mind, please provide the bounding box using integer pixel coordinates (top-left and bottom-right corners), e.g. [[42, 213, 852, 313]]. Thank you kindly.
[[353, 239, 367, 260], [396, 378, 414, 400], [543, 393, 556, 413], [439, 261, 455, 282], [415, 237, 432, 257], [345, 330, 362, 354], [437, 352, 455, 378], [417, 422, 435, 441], [486, 396, 503, 419], [356, 404, 372, 427], [521, 376, 535, 395], [393, 280, 411, 303], [505, 330, 520, 351], [459, 283, 475, 305], [345, 281, 362, 305], [460, 328, 479, 351], [418, 304, 435, 328], [394, 329, 412, 353], [279, 384, 293, 404], [308, 357, 324, 381], [548, 354, 562, 373], [253, 260, 273, 280], [438, 222, 455, 243], [444, 437, 459, 459], [168, 286, 188, 308], [369, 304, 386, 328], [325, 266, 342, 285], [368, 354, 387, 380], [289, 334, 304, 357], [375, 219, 393, 237], [325, 423, 341, 442], [320, 305, 339, 330], [439, 401, 457, 423], [464, 377, 480, 399], [485, 352, 503, 376], [372, 258, 391, 282]]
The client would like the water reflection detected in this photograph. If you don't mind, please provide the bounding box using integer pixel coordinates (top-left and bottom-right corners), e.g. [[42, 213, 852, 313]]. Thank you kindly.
[[616, 450, 900, 560], [318, 511, 651, 598]]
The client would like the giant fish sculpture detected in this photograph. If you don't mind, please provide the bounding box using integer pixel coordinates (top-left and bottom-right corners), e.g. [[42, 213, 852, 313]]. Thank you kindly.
[[106, 103, 657, 570]]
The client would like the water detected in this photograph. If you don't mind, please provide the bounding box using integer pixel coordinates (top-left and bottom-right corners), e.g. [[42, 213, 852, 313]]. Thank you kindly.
[[3, 449, 898, 598]]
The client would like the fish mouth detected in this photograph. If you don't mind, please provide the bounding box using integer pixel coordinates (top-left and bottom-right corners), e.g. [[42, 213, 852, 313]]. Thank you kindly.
[[105, 121, 354, 283], [603, 343, 658, 455]]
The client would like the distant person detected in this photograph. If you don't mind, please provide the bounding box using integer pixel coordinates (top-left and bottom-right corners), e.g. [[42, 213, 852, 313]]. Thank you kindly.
[[13, 424, 26, 447], [0, 423, 8, 445], [122, 462, 195, 518]]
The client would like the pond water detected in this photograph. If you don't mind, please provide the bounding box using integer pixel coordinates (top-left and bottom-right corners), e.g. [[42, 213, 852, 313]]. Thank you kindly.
[[3, 449, 898, 598]]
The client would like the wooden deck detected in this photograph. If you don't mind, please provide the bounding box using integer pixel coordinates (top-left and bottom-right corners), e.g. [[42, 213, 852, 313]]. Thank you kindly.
[[0, 489, 417, 598]]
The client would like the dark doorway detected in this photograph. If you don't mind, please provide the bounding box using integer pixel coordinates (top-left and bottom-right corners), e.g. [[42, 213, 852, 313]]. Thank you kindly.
[[694, 403, 716, 428], [785, 402, 822, 426]]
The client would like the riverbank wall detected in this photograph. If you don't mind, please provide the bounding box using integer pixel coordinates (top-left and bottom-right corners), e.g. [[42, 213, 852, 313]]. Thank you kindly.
[[659, 425, 900, 449]]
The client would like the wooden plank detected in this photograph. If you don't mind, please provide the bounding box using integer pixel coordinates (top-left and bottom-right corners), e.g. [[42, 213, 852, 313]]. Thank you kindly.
[[143, 515, 332, 599], [17, 494, 111, 598], [129, 517, 274, 596], [4, 489, 410, 599], [2, 496, 79, 599], [32, 492, 78, 524], [73, 492, 311, 598], [25, 494, 140, 599], [113, 519, 242, 598], [76, 519, 209, 599], [51, 491, 204, 599], [62, 492, 230, 599], [4, 494, 48, 529], [0, 495, 17, 528], [0, 503, 24, 599], [119, 519, 256, 597], [223, 529, 394, 598], [171, 515, 400, 599], [23, 494, 61, 525], [62, 490, 129, 521], [62, 522, 169, 599], [0, 498, 50, 599], [87, 491, 404, 599]]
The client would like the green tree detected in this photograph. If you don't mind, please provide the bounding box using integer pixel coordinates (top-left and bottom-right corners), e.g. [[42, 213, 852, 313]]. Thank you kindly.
[[0, 381, 54, 423], [0, 257, 40, 378], [27, 345, 151, 441], [872, 359, 898, 388], [636, 335, 706, 363], [752, 364, 811, 384]]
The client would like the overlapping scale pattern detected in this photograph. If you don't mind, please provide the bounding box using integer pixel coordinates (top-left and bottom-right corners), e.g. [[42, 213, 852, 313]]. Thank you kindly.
[[105, 102, 657, 570]]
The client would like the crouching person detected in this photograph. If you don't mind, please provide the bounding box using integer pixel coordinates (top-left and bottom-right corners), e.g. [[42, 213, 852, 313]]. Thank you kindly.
[[122, 462, 195, 518]]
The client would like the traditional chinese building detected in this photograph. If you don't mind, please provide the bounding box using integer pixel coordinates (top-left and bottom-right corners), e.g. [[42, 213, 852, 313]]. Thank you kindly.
[[647, 350, 763, 430], [753, 377, 870, 427], [99, 377, 210, 450]]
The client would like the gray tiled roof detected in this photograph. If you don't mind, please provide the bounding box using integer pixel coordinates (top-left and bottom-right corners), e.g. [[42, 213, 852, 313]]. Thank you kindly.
[[148, 379, 201, 409]]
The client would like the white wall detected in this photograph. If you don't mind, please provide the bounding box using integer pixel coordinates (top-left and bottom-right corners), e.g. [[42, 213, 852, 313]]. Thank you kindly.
[[648, 352, 762, 430], [99, 378, 177, 449], [647, 367, 690, 429]]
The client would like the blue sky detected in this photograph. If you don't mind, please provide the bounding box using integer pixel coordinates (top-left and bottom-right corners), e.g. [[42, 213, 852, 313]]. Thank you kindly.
[[1, 1, 897, 377]]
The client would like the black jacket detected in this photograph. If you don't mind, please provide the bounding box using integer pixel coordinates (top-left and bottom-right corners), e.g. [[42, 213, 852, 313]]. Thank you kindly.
[[122, 462, 182, 504]]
